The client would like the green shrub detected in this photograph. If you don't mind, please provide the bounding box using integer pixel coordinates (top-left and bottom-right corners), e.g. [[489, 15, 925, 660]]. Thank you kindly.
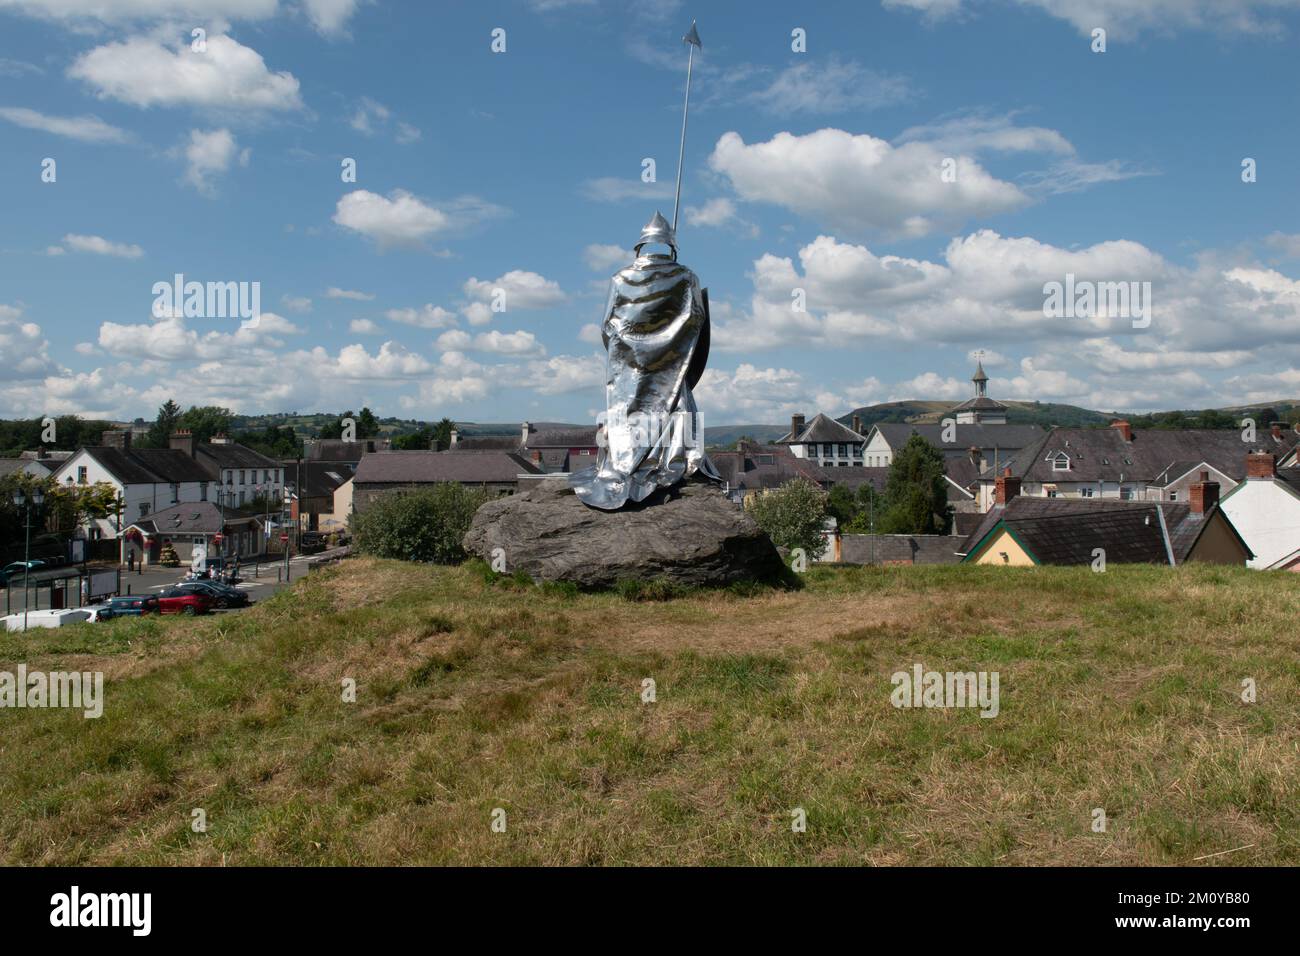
[[745, 478, 828, 559], [351, 483, 491, 564]]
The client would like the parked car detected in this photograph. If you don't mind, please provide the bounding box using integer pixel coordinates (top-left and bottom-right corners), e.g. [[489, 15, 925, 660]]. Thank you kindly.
[[157, 589, 214, 616], [0, 559, 46, 586], [170, 580, 250, 609], [98, 595, 161, 619]]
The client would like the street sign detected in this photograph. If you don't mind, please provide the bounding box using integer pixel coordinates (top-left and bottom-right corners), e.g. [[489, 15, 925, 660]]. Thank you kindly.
[[280, 534, 289, 543]]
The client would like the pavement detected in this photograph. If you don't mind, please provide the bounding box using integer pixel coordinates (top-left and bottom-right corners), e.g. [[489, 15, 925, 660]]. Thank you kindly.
[[0, 555, 315, 616]]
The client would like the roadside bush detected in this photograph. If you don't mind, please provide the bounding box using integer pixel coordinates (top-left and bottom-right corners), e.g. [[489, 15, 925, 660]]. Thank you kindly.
[[745, 478, 828, 560], [350, 483, 490, 564]]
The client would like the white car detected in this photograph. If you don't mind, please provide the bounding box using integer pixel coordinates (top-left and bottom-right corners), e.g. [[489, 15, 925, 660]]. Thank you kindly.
[[2, 608, 95, 632]]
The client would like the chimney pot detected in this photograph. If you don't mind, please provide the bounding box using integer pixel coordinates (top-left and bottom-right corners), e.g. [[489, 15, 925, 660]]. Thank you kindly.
[[995, 468, 1020, 505], [1190, 473, 1220, 514], [169, 429, 195, 458], [790, 413, 806, 438], [1246, 451, 1276, 480], [1111, 419, 1133, 442], [449, 428, 459, 448], [851, 414, 862, 436]]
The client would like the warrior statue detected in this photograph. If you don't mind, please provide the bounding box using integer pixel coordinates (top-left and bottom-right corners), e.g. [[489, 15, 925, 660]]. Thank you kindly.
[[569, 211, 720, 510]]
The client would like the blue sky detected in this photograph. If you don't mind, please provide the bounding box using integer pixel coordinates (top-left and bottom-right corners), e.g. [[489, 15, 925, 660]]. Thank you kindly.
[[2, 0, 1300, 427]]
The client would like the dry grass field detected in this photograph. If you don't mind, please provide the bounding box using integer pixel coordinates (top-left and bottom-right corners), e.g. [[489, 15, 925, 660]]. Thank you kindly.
[[1, 557, 1296, 865]]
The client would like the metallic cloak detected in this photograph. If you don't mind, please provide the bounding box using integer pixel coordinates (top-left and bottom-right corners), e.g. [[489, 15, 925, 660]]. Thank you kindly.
[[569, 253, 720, 509]]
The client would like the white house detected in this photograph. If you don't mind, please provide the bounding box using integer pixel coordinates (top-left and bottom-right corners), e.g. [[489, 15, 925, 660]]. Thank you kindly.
[[1218, 453, 1300, 570], [777, 413, 867, 468]]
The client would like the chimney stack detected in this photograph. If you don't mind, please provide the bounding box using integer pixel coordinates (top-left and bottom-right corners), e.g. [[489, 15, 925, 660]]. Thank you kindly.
[[790, 413, 805, 438], [1246, 451, 1276, 479], [1110, 419, 1133, 442], [851, 414, 862, 436], [449, 428, 459, 449], [521, 421, 532, 447], [994, 465, 1020, 506], [1270, 421, 1284, 441], [169, 429, 195, 458], [102, 428, 130, 450], [1189, 470, 1220, 514]]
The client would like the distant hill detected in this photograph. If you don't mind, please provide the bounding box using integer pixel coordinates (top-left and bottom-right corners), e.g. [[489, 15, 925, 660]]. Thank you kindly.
[[836, 400, 1114, 431]]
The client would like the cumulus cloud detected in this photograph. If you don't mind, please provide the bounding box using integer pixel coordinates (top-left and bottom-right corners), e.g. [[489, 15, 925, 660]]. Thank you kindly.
[[349, 319, 380, 334], [0, 106, 130, 143], [302, 0, 360, 36], [60, 233, 145, 258], [581, 176, 673, 203], [583, 243, 629, 272], [710, 128, 1028, 238], [326, 286, 374, 300], [385, 304, 456, 329], [334, 189, 448, 248], [463, 270, 566, 313], [179, 128, 249, 195], [97, 311, 301, 362], [69, 34, 303, 112], [0, 311, 58, 380]]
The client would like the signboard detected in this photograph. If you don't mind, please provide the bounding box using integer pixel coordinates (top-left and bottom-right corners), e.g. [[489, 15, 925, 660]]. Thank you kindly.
[[86, 569, 118, 602], [280, 534, 289, 543], [66, 538, 86, 564]]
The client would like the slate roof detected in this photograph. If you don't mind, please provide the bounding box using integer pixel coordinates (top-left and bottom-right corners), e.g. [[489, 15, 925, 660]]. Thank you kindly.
[[1000, 426, 1300, 485], [196, 442, 280, 470], [284, 461, 355, 499], [128, 501, 259, 535], [0, 459, 26, 478], [354, 450, 541, 484], [711, 442, 828, 492], [958, 496, 1250, 565], [823, 466, 889, 494], [871, 422, 1044, 455], [777, 413, 865, 444], [840, 534, 961, 565], [454, 436, 520, 452], [129, 448, 214, 483], [76, 447, 191, 485], [950, 394, 1007, 413]]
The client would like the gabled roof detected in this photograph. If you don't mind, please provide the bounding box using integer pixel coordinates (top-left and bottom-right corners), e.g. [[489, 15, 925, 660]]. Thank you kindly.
[[958, 496, 1251, 565], [950, 394, 1007, 413], [125, 500, 258, 535], [871, 422, 1043, 454], [354, 450, 541, 484], [711, 442, 829, 491], [130, 448, 213, 483], [998, 426, 1300, 485], [73, 447, 173, 485], [778, 413, 864, 445]]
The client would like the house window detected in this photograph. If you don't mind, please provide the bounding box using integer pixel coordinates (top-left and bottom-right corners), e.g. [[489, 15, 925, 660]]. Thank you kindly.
[[139, 503, 150, 517], [1047, 490, 1059, 498], [239, 470, 246, 484], [78, 466, 88, 484], [1080, 487, 1094, 498], [201, 483, 208, 502], [1168, 491, 1178, 501], [1050, 453, 1070, 471], [1120, 487, 1134, 500], [170, 482, 179, 503], [837, 444, 847, 457]]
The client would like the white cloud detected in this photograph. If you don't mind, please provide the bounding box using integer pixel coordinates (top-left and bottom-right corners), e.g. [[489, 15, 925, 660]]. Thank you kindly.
[[69, 34, 303, 112], [180, 128, 249, 195], [61, 233, 145, 258], [97, 311, 301, 361], [684, 197, 757, 237], [583, 243, 629, 272], [694, 364, 811, 420], [0, 106, 129, 143], [0, 312, 58, 380], [463, 270, 566, 311], [578, 322, 603, 345], [435, 329, 472, 351], [471, 330, 545, 356], [395, 122, 421, 144], [302, 0, 360, 36], [748, 57, 912, 116], [385, 304, 456, 329], [349, 318, 381, 334], [517, 354, 604, 395], [710, 128, 1028, 238], [333, 189, 448, 248], [326, 286, 374, 301], [0, 1, 279, 26], [281, 295, 312, 313], [349, 96, 389, 134], [44, 246, 65, 256], [884, 0, 1300, 39]]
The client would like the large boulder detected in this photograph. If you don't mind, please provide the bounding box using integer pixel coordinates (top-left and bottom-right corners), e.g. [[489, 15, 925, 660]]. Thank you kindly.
[[463, 477, 787, 588]]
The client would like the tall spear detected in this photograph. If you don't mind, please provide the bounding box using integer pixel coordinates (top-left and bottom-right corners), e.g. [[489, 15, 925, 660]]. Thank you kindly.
[[672, 20, 702, 234]]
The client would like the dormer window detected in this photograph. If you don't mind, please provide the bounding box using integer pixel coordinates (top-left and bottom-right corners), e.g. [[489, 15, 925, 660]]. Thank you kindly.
[[1049, 452, 1070, 471]]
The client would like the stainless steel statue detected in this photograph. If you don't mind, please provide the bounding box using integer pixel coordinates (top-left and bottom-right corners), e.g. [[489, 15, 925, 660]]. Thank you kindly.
[[569, 212, 720, 510], [569, 21, 718, 510]]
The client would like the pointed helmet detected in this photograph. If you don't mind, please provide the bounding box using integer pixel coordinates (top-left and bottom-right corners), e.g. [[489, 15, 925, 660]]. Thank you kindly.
[[634, 211, 677, 256]]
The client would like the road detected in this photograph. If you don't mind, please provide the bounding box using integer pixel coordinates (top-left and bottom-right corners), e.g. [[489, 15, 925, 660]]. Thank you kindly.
[[0, 556, 315, 616]]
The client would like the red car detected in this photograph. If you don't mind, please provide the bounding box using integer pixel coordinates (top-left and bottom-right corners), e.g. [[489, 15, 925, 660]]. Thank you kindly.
[[157, 589, 213, 616]]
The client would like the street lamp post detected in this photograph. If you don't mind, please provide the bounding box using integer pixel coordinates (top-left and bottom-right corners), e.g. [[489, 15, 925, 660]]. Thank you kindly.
[[11, 485, 45, 631]]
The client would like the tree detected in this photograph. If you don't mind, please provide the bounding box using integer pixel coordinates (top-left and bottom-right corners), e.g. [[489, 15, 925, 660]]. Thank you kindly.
[[825, 484, 859, 527], [178, 406, 233, 445], [350, 483, 492, 564], [356, 407, 381, 439], [745, 478, 828, 559], [145, 399, 182, 448], [876, 434, 950, 534]]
